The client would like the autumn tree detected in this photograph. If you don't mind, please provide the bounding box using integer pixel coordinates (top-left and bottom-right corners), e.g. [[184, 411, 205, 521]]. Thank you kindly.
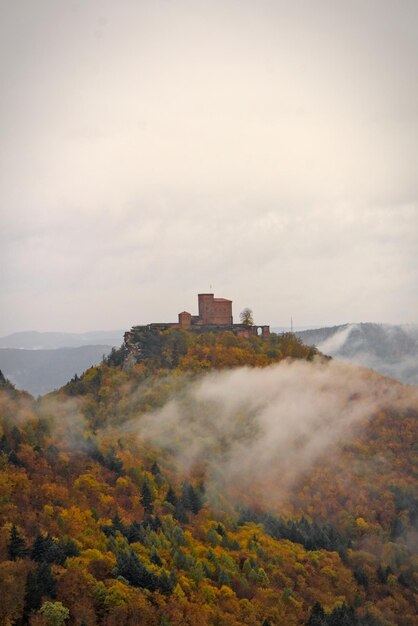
[[239, 308, 254, 326], [39, 601, 69, 626], [0, 560, 30, 625]]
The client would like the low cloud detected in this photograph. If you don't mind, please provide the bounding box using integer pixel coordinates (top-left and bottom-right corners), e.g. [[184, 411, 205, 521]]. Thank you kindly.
[[131, 359, 417, 506], [315, 323, 418, 386]]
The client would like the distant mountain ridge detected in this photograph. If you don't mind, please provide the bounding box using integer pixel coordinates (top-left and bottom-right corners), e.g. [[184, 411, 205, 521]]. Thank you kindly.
[[0, 345, 116, 396], [0, 330, 125, 395], [0, 329, 125, 350], [296, 322, 418, 385], [2, 324, 417, 394]]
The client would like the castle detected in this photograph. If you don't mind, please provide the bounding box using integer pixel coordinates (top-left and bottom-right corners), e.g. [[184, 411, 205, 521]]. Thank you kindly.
[[170, 293, 270, 338], [123, 293, 270, 358], [175, 293, 233, 328]]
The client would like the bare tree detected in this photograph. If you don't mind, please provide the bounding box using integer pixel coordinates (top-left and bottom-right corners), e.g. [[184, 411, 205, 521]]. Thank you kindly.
[[240, 308, 254, 327]]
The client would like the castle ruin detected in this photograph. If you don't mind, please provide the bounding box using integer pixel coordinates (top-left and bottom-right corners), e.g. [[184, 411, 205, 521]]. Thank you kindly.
[[171, 293, 270, 338], [123, 293, 270, 358]]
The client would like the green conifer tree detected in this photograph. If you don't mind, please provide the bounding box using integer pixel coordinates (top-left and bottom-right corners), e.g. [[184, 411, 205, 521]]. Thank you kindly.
[[8, 524, 26, 560], [141, 480, 154, 515], [307, 602, 327, 626], [165, 485, 178, 507]]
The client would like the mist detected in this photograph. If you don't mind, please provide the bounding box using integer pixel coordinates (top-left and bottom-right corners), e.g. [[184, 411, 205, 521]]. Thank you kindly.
[[22, 353, 417, 511], [300, 323, 418, 386], [128, 359, 417, 507]]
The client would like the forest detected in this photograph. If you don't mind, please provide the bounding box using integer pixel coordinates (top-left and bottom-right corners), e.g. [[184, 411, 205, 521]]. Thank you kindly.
[[0, 328, 417, 625]]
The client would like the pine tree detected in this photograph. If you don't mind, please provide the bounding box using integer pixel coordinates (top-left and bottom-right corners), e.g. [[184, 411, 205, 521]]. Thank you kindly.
[[8, 450, 24, 467], [159, 570, 174, 595], [8, 524, 26, 560], [31, 533, 46, 562], [116, 550, 159, 591], [141, 480, 154, 514], [111, 513, 126, 535], [59, 537, 79, 558], [0, 434, 10, 453], [105, 448, 124, 475], [45, 540, 65, 565], [24, 562, 56, 616], [307, 602, 327, 626], [24, 569, 41, 617], [11, 425, 22, 450], [165, 485, 178, 507], [354, 565, 369, 591], [126, 521, 145, 544], [327, 604, 358, 626], [38, 562, 57, 598], [150, 547, 163, 567], [31, 534, 65, 565], [181, 482, 203, 514], [150, 461, 161, 476]]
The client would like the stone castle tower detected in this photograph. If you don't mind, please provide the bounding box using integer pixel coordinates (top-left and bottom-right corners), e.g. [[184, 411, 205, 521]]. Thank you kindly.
[[176, 294, 232, 328], [197, 293, 233, 325]]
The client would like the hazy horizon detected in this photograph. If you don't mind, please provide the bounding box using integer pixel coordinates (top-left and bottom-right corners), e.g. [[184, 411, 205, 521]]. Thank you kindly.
[[2, 320, 418, 341], [1, 0, 417, 335]]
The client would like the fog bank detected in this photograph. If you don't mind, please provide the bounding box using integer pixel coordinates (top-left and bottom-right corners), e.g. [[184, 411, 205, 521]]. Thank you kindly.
[[132, 359, 416, 504]]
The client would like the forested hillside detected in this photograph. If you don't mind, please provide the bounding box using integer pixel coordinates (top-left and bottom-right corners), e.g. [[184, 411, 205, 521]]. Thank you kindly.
[[0, 329, 417, 626]]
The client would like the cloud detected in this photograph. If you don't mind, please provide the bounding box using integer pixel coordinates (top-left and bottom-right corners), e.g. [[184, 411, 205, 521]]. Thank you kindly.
[[1, 0, 417, 333]]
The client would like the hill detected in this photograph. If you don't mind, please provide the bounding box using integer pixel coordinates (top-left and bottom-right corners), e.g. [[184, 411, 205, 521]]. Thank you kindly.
[[296, 323, 418, 385], [0, 330, 125, 350], [0, 328, 416, 626], [0, 345, 114, 396]]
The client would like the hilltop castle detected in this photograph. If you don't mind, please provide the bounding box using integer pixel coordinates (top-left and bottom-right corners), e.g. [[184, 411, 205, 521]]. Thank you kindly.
[[123, 293, 270, 358], [148, 293, 270, 338]]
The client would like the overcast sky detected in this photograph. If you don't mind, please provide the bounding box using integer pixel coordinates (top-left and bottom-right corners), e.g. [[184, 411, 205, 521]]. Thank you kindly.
[[1, 0, 417, 335]]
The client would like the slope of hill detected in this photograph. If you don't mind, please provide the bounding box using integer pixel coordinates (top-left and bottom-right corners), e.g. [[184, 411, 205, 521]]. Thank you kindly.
[[296, 323, 418, 385], [0, 345, 114, 396], [0, 328, 416, 626]]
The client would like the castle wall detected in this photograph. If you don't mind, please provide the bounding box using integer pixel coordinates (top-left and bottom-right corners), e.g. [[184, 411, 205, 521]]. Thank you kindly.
[[212, 298, 233, 325], [197, 294, 232, 325], [178, 311, 192, 328]]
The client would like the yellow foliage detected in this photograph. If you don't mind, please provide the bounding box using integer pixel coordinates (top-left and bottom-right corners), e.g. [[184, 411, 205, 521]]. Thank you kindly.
[[355, 517, 370, 534], [200, 584, 218, 603], [219, 584, 235, 598], [43, 504, 54, 517], [173, 583, 186, 599]]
